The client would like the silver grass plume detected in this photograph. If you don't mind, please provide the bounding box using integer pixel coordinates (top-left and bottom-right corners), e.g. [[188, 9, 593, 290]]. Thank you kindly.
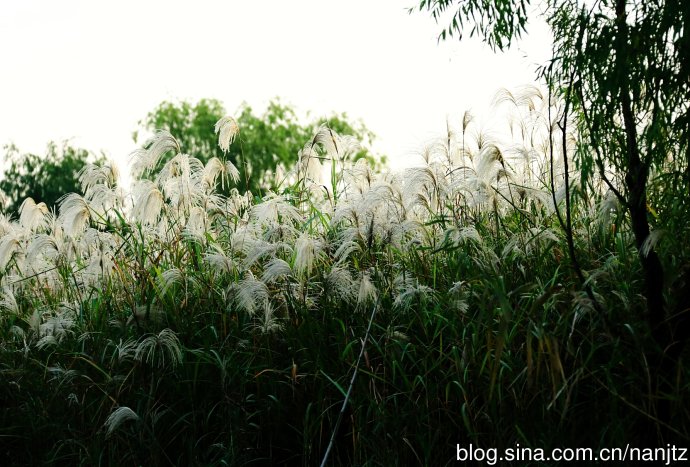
[[39, 311, 75, 342], [250, 192, 302, 226], [262, 258, 292, 283], [58, 193, 91, 237], [252, 301, 283, 335], [491, 85, 544, 112], [110, 338, 138, 365], [77, 160, 124, 223], [313, 124, 340, 159], [263, 222, 299, 244], [442, 226, 482, 248], [19, 198, 49, 232], [79, 162, 119, 194], [215, 116, 239, 153], [525, 227, 559, 254], [641, 229, 665, 258], [104, 406, 139, 438], [0, 213, 14, 237], [48, 365, 79, 387], [36, 335, 58, 350], [233, 272, 269, 316], [157, 153, 206, 214], [156, 268, 198, 298], [0, 286, 20, 315], [345, 158, 376, 192], [296, 143, 323, 184], [393, 274, 437, 311], [357, 271, 377, 307], [0, 234, 21, 270], [325, 266, 357, 304], [294, 232, 323, 277], [597, 190, 620, 227], [132, 180, 165, 226], [202, 157, 241, 191], [333, 227, 363, 264], [131, 130, 180, 177], [203, 245, 236, 275], [183, 206, 208, 242], [243, 240, 292, 271], [134, 328, 183, 369]]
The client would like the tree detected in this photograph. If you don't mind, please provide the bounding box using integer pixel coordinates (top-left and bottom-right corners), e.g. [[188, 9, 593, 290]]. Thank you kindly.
[[133, 98, 226, 166], [0, 141, 104, 216], [134, 98, 383, 194], [415, 0, 690, 436]]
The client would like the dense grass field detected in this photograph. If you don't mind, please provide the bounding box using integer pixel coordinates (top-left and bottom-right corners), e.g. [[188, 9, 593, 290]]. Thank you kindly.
[[1, 88, 688, 465]]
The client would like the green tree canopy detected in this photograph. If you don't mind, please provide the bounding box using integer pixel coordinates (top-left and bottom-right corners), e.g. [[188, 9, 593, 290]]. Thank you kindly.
[[0, 141, 104, 216], [134, 98, 383, 194]]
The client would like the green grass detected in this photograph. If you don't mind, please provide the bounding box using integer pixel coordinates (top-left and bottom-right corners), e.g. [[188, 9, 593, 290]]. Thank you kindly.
[[1, 93, 688, 465]]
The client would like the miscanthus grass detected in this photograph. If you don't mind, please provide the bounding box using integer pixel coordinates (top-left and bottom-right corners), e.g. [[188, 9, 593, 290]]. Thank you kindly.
[[0, 87, 687, 466]]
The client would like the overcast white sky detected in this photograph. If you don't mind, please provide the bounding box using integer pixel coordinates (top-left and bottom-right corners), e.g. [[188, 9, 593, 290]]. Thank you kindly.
[[0, 0, 551, 184]]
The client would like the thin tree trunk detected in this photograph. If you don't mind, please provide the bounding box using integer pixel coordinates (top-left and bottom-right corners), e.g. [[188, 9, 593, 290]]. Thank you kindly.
[[615, 0, 674, 440], [615, 0, 666, 344]]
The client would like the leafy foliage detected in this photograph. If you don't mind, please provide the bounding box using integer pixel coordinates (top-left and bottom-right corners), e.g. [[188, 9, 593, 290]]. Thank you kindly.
[[135, 98, 383, 194], [415, 0, 690, 440], [414, 0, 530, 49], [0, 142, 104, 216]]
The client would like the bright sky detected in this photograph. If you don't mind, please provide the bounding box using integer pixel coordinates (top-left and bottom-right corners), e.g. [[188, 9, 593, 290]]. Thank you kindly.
[[0, 0, 551, 185]]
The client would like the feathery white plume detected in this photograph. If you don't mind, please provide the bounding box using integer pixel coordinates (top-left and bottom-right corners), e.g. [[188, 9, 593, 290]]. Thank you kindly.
[[393, 275, 436, 311], [293, 232, 323, 277], [202, 157, 224, 191], [325, 266, 356, 304], [26, 234, 59, 263], [262, 258, 292, 283], [157, 268, 199, 296], [58, 193, 91, 237], [79, 162, 119, 194], [135, 328, 183, 369], [252, 301, 282, 335], [19, 198, 49, 232], [183, 206, 208, 241], [233, 272, 269, 316], [203, 246, 236, 275], [357, 271, 377, 307], [250, 192, 302, 226], [215, 116, 239, 153], [0, 235, 21, 270], [641, 229, 665, 258], [131, 130, 180, 177], [104, 406, 139, 438], [0, 286, 19, 315], [132, 180, 164, 226]]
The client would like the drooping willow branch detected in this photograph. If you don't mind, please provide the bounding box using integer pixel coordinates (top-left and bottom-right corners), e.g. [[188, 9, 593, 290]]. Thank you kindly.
[[547, 10, 606, 320]]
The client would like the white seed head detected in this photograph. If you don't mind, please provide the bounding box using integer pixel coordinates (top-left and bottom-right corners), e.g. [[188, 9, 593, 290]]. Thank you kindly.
[[131, 130, 180, 177], [19, 198, 49, 232], [104, 406, 140, 438], [58, 193, 91, 237], [132, 180, 165, 226], [215, 116, 239, 153], [262, 258, 292, 283], [134, 328, 183, 369], [294, 233, 322, 277], [357, 271, 377, 307]]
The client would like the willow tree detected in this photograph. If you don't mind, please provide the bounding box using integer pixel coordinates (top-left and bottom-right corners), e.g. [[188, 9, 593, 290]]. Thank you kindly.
[[415, 0, 690, 434]]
